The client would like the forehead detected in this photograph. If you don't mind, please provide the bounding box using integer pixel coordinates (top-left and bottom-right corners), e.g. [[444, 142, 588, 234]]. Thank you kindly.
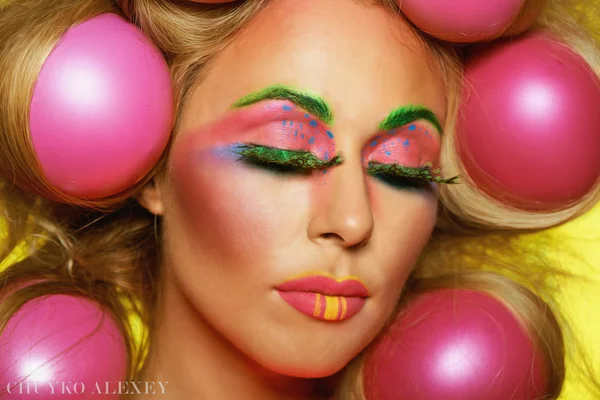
[[180, 0, 446, 134]]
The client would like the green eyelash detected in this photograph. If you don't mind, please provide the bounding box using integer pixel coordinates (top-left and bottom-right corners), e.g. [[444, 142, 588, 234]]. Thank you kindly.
[[233, 143, 343, 170], [367, 162, 461, 185], [233, 144, 459, 187]]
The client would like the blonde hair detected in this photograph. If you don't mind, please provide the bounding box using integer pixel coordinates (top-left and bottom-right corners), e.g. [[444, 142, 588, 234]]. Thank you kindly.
[[0, 0, 598, 398]]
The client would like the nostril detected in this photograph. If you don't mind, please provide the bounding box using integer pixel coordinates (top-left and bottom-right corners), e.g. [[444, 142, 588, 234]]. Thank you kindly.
[[350, 237, 369, 250], [319, 232, 370, 250], [321, 233, 342, 240]]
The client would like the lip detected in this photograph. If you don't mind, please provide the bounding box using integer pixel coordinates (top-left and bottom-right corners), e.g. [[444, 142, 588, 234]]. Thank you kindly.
[[276, 274, 369, 322], [276, 275, 369, 297]]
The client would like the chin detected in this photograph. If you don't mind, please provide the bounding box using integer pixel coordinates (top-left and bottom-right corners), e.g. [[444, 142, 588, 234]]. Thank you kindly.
[[266, 359, 348, 379], [251, 341, 364, 379]]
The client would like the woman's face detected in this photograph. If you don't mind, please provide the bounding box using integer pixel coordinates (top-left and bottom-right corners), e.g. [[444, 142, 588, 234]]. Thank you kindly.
[[155, 0, 445, 378]]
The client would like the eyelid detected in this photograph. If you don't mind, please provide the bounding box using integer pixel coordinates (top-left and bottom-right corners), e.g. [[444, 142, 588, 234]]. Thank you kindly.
[[366, 161, 460, 185], [369, 122, 440, 141], [233, 143, 343, 169], [363, 124, 442, 169]]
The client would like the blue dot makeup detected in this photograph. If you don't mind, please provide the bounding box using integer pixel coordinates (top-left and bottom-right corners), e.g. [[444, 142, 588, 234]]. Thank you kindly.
[[363, 122, 441, 169], [175, 96, 339, 169]]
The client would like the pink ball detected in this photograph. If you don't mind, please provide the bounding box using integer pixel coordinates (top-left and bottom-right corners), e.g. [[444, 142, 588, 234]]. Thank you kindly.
[[399, 0, 524, 42], [30, 14, 173, 200], [363, 290, 548, 400], [0, 295, 127, 399], [458, 33, 600, 210]]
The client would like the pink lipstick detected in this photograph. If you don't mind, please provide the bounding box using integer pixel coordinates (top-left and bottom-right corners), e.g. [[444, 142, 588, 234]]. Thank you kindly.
[[276, 274, 369, 322]]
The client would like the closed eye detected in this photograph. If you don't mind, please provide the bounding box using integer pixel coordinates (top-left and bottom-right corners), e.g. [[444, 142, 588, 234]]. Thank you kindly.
[[233, 143, 342, 175], [366, 162, 460, 191]]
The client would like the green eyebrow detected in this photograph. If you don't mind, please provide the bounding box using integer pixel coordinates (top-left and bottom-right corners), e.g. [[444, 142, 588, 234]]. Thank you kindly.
[[379, 105, 443, 134], [231, 84, 334, 125]]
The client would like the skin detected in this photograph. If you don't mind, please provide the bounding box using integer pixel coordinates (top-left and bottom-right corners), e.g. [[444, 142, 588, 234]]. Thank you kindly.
[[189, 0, 239, 3], [138, 0, 446, 399]]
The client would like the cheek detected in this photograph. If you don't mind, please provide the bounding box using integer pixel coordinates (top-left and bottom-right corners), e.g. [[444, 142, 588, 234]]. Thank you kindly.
[[371, 186, 438, 287], [167, 147, 312, 265]]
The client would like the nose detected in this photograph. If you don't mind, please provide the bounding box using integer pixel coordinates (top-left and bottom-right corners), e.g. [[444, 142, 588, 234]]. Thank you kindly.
[[308, 158, 374, 249]]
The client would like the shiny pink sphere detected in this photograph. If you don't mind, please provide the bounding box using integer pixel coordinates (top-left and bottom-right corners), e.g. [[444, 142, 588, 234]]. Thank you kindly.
[[363, 290, 549, 400], [458, 33, 600, 210], [30, 14, 173, 200], [399, 0, 524, 42], [0, 295, 127, 399]]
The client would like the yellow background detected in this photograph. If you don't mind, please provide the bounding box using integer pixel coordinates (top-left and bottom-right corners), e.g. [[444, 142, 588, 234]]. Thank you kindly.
[[549, 206, 600, 399], [0, 0, 599, 397]]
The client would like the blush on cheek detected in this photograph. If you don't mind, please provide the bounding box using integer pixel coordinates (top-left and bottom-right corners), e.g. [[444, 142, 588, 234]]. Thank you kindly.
[[170, 131, 320, 270], [170, 142, 280, 264]]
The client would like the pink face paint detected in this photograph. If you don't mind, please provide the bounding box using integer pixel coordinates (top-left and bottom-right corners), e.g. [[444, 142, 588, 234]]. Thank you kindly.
[[181, 100, 337, 162], [362, 123, 441, 169], [170, 101, 336, 266]]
